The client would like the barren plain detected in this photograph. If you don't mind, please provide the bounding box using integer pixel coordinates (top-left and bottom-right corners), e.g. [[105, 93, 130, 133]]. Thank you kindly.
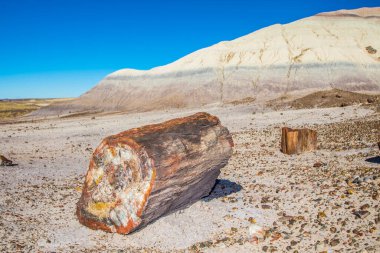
[[0, 98, 379, 252]]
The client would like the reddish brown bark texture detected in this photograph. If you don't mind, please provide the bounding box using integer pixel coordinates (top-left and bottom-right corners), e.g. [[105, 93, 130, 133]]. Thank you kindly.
[[281, 127, 317, 155], [77, 112, 233, 234]]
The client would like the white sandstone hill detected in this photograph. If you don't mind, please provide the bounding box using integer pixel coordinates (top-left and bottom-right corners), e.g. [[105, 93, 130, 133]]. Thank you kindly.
[[36, 7, 380, 116]]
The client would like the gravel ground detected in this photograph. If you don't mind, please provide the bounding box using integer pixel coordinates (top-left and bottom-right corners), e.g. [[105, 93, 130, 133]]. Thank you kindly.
[[0, 104, 379, 252]]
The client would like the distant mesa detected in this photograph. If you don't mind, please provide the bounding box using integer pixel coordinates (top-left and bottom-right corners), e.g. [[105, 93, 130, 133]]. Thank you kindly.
[[33, 7, 380, 117]]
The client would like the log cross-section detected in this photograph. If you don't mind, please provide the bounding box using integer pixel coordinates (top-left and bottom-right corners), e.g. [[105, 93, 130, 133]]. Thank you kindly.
[[281, 127, 317, 155], [76, 112, 233, 234]]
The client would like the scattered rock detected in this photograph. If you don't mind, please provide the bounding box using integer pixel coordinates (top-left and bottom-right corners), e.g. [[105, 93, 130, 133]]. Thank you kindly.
[[2, 91, 379, 251], [360, 204, 369, 210], [249, 224, 264, 244], [313, 161, 324, 168], [353, 210, 370, 219], [270, 231, 282, 242], [315, 241, 325, 252], [365, 46, 377, 54], [248, 217, 256, 224], [261, 204, 271, 209], [363, 176, 371, 183], [0, 155, 15, 166], [352, 228, 364, 236], [330, 238, 340, 246], [352, 176, 363, 184], [367, 98, 375, 103], [317, 211, 327, 219]]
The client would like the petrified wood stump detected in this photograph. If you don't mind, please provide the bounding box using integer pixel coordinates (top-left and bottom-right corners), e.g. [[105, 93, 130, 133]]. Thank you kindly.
[[281, 127, 317, 155], [77, 112, 233, 234], [0, 155, 14, 166]]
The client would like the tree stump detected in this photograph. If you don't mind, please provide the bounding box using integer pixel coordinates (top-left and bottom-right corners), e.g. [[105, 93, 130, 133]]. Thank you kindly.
[[281, 127, 317, 155], [77, 112, 233, 234]]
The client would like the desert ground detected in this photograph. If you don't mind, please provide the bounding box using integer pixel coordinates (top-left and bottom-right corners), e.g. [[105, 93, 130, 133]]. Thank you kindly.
[[0, 96, 379, 252]]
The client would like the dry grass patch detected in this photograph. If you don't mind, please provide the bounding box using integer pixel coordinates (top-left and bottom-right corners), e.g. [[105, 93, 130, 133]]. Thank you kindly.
[[0, 98, 73, 120]]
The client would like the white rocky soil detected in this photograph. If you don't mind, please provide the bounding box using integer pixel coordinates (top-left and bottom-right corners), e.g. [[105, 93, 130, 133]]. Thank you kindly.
[[1, 103, 379, 252]]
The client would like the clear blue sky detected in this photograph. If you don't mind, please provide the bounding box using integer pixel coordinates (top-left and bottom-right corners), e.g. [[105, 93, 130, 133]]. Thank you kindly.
[[1, 0, 379, 99]]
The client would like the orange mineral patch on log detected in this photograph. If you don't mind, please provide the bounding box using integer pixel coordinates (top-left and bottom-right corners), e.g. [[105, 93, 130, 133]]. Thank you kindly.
[[77, 112, 233, 234], [77, 141, 156, 234]]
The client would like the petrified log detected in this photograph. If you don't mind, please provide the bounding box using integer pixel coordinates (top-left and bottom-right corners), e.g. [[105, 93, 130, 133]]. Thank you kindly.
[[0, 155, 15, 166], [77, 112, 233, 234], [281, 127, 317, 155]]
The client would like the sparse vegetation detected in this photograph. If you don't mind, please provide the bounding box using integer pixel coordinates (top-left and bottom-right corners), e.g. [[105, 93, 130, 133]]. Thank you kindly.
[[0, 98, 73, 120], [268, 89, 380, 110], [228, 96, 256, 105]]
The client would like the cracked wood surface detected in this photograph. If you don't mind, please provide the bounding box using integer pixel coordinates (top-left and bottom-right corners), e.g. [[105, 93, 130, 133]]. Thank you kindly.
[[76, 112, 233, 234], [281, 127, 317, 155]]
